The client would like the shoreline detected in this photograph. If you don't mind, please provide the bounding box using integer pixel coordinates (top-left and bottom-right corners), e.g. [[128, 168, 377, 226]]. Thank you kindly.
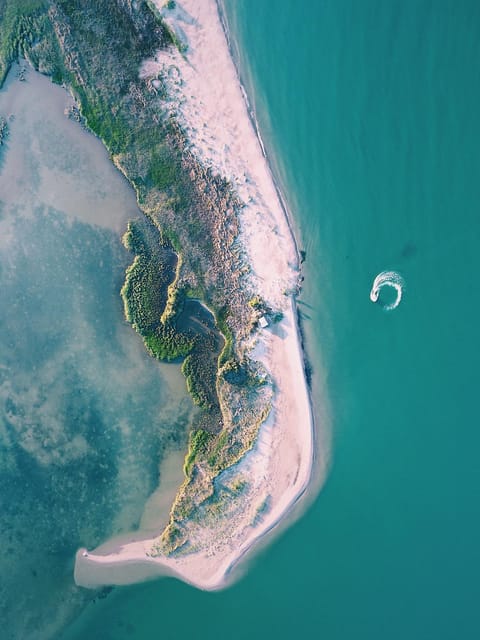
[[215, 0, 304, 267], [74, 0, 323, 591], [222, 314, 317, 585]]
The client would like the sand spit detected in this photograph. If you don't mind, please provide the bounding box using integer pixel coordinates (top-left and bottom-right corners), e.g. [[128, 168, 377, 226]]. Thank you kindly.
[[75, 0, 317, 590]]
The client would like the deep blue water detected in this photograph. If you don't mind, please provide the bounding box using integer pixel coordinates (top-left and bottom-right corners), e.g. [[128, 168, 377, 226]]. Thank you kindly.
[[60, 0, 480, 637]]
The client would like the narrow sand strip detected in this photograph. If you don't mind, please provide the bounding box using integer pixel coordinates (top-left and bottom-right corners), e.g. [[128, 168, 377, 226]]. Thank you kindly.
[[75, 0, 317, 590]]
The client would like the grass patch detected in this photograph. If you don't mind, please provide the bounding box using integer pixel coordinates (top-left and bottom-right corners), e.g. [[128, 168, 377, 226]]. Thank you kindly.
[[216, 305, 234, 366], [183, 429, 214, 477], [120, 219, 176, 334], [144, 325, 194, 361], [0, 0, 50, 85]]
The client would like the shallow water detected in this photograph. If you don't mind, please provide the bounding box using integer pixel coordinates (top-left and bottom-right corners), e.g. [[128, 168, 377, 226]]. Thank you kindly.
[[62, 1, 480, 638], [0, 67, 192, 639]]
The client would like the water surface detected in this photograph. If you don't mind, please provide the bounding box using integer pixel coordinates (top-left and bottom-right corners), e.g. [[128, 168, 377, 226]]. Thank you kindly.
[[0, 66, 192, 639], [63, 1, 480, 638]]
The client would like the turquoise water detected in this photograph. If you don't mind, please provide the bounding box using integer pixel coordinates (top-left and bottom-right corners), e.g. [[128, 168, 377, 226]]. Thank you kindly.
[[64, 0, 480, 637], [0, 68, 193, 639]]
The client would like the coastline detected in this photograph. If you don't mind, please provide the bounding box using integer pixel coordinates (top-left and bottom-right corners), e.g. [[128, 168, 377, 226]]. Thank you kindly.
[[215, 0, 304, 266], [74, 0, 322, 591]]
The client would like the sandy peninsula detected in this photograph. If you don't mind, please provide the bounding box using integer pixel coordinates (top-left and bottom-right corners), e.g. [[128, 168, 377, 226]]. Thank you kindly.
[[75, 0, 318, 591]]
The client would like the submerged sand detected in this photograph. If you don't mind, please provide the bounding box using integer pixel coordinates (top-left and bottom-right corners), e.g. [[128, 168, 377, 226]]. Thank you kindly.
[[75, 0, 324, 590], [0, 65, 195, 638]]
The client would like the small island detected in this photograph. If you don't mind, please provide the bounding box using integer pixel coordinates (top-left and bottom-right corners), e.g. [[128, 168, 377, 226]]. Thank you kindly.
[[0, 0, 316, 591]]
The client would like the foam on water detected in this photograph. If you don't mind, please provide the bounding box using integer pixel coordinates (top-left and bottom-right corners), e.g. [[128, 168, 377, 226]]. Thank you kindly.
[[369, 270, 405, 310]]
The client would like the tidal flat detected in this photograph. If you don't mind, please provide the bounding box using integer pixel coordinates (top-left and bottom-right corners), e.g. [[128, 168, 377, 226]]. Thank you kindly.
[[0, 66, 193, 640]]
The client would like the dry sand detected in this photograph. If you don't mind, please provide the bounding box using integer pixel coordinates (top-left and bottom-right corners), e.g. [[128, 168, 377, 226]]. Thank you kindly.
[[75, 0, 320, 590]]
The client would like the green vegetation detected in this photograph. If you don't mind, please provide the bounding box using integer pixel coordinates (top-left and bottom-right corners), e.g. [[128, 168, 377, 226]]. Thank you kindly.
[[247, 295, 284, 326], [0, 0, 273, 554], [221, 358, 248, 385], [122, 217, 222, 401], [157, 522, 187, 555], [229, 477, 248, 494], [248, 295, 264, 310], [160, 255, 183, 324], [207, 405, 271, 475], [0, 115, 8, 144], [145, 0, 187, 54], [0, 0, 48, 84], [207, 429, 229, 468], [216, 305, 234, 366], [183, 353, 213, 410], [181, 313, 222, 414], [144, 325, 193, 361], [183, 429, 213, 476], [157, 398, 272, 553], [121, 219, 223, 412], [120, 219, 177, 331], [180, 401, 270, 482]]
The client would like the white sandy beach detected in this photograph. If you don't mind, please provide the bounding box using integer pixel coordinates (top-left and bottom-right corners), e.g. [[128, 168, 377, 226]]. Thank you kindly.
[[75, 0, 318, 591]]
